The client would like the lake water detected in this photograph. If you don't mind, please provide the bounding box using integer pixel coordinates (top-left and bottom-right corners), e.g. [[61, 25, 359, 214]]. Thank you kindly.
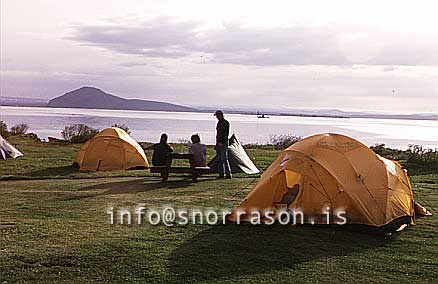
[[1, 106, 437, 149]]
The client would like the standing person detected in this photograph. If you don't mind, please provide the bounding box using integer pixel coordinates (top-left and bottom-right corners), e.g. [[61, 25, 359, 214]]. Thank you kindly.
[[214, 110, 232, 179]]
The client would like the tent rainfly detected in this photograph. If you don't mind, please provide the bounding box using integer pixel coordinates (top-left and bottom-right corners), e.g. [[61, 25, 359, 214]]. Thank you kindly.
[[0, 135, 24, 160], [229, 133, 420, 227], [208, 134, 259, 175], [75, 127, 149, 171]]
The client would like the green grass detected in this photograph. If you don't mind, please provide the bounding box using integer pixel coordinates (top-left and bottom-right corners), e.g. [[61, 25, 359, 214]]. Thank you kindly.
[[1, 136, 437, 284]]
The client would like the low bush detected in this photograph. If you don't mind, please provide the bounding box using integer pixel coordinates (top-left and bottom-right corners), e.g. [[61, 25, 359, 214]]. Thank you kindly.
[[269, 134, 302, 150], [243, 143, 276, 150], [112, 123, 131, 135], [371, 143, 438, 174], [10, 123, 30, 135], [61, 124, 99, 143], [177, 137, 190, 144], [370, 143, 406, 160], [23, 133, 40, 141], [405, 144, 438, 173]]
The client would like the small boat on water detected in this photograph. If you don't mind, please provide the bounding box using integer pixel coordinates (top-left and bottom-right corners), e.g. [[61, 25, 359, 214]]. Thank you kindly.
[[256, 112, 269, 118]]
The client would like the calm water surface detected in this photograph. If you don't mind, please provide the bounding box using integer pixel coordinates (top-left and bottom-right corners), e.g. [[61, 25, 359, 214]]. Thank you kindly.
[[1, 106, 437, 149]]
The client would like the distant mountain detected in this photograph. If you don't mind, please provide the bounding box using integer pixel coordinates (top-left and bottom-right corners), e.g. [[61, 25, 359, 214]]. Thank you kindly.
[[48, 86, 197, 112], [275, 109, 437, 120], [196, 106, 438, 120]]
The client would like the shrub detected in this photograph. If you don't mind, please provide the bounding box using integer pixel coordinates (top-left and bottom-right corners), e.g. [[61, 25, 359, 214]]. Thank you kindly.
[[0, 121, 9, 138], [61, 124, 99, 143], [112, 123, 131, 135], [23, 133, 40, 141], [10, 123, 30, 135], [177, 137, 190, 144], [269, 134, 302, 150], [371, 143, 438, 174], [406, 144, 438, 166], [370, 143, 405, 160], [243, 143, 275, 150]]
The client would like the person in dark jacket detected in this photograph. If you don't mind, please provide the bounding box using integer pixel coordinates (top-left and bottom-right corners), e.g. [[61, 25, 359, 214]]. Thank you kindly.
[[152, 133, 173, 166], [214, 110, 231, 179]]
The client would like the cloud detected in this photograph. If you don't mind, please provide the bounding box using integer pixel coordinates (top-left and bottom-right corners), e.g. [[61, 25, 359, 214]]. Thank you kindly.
[[69, 17, 200, 58], [199, 25, 347, 65], [64, 17, 438, 66], [118, 61, 149, 67]]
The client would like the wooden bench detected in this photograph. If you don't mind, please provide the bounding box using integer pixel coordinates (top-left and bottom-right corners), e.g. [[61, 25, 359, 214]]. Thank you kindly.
[[149, 153, 211, 182]]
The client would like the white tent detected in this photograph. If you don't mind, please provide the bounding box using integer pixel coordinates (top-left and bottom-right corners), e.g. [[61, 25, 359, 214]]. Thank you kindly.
[[208, 134, 259, 174], [0, 135, 23, 160]]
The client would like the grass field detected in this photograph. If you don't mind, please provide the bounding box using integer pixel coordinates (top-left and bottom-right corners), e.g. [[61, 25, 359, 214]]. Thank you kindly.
[[1, 136, 437, 284]]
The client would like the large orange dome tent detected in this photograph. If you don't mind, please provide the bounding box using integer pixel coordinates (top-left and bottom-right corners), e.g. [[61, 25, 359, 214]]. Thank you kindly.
[[229, 133, 417, 227], [75, 127, 149, 171]]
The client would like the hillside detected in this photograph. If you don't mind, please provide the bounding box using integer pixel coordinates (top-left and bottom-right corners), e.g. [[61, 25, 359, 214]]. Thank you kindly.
[[48, 86, 196, 112]]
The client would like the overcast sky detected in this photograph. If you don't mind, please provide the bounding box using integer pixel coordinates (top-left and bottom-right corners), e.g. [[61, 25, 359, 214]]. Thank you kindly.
[[1, 0, 438, 113]]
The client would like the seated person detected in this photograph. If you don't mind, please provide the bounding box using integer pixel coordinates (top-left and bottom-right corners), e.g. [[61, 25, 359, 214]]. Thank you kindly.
[[189, 134, 207, 167], [152, 133, 173, 166]]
